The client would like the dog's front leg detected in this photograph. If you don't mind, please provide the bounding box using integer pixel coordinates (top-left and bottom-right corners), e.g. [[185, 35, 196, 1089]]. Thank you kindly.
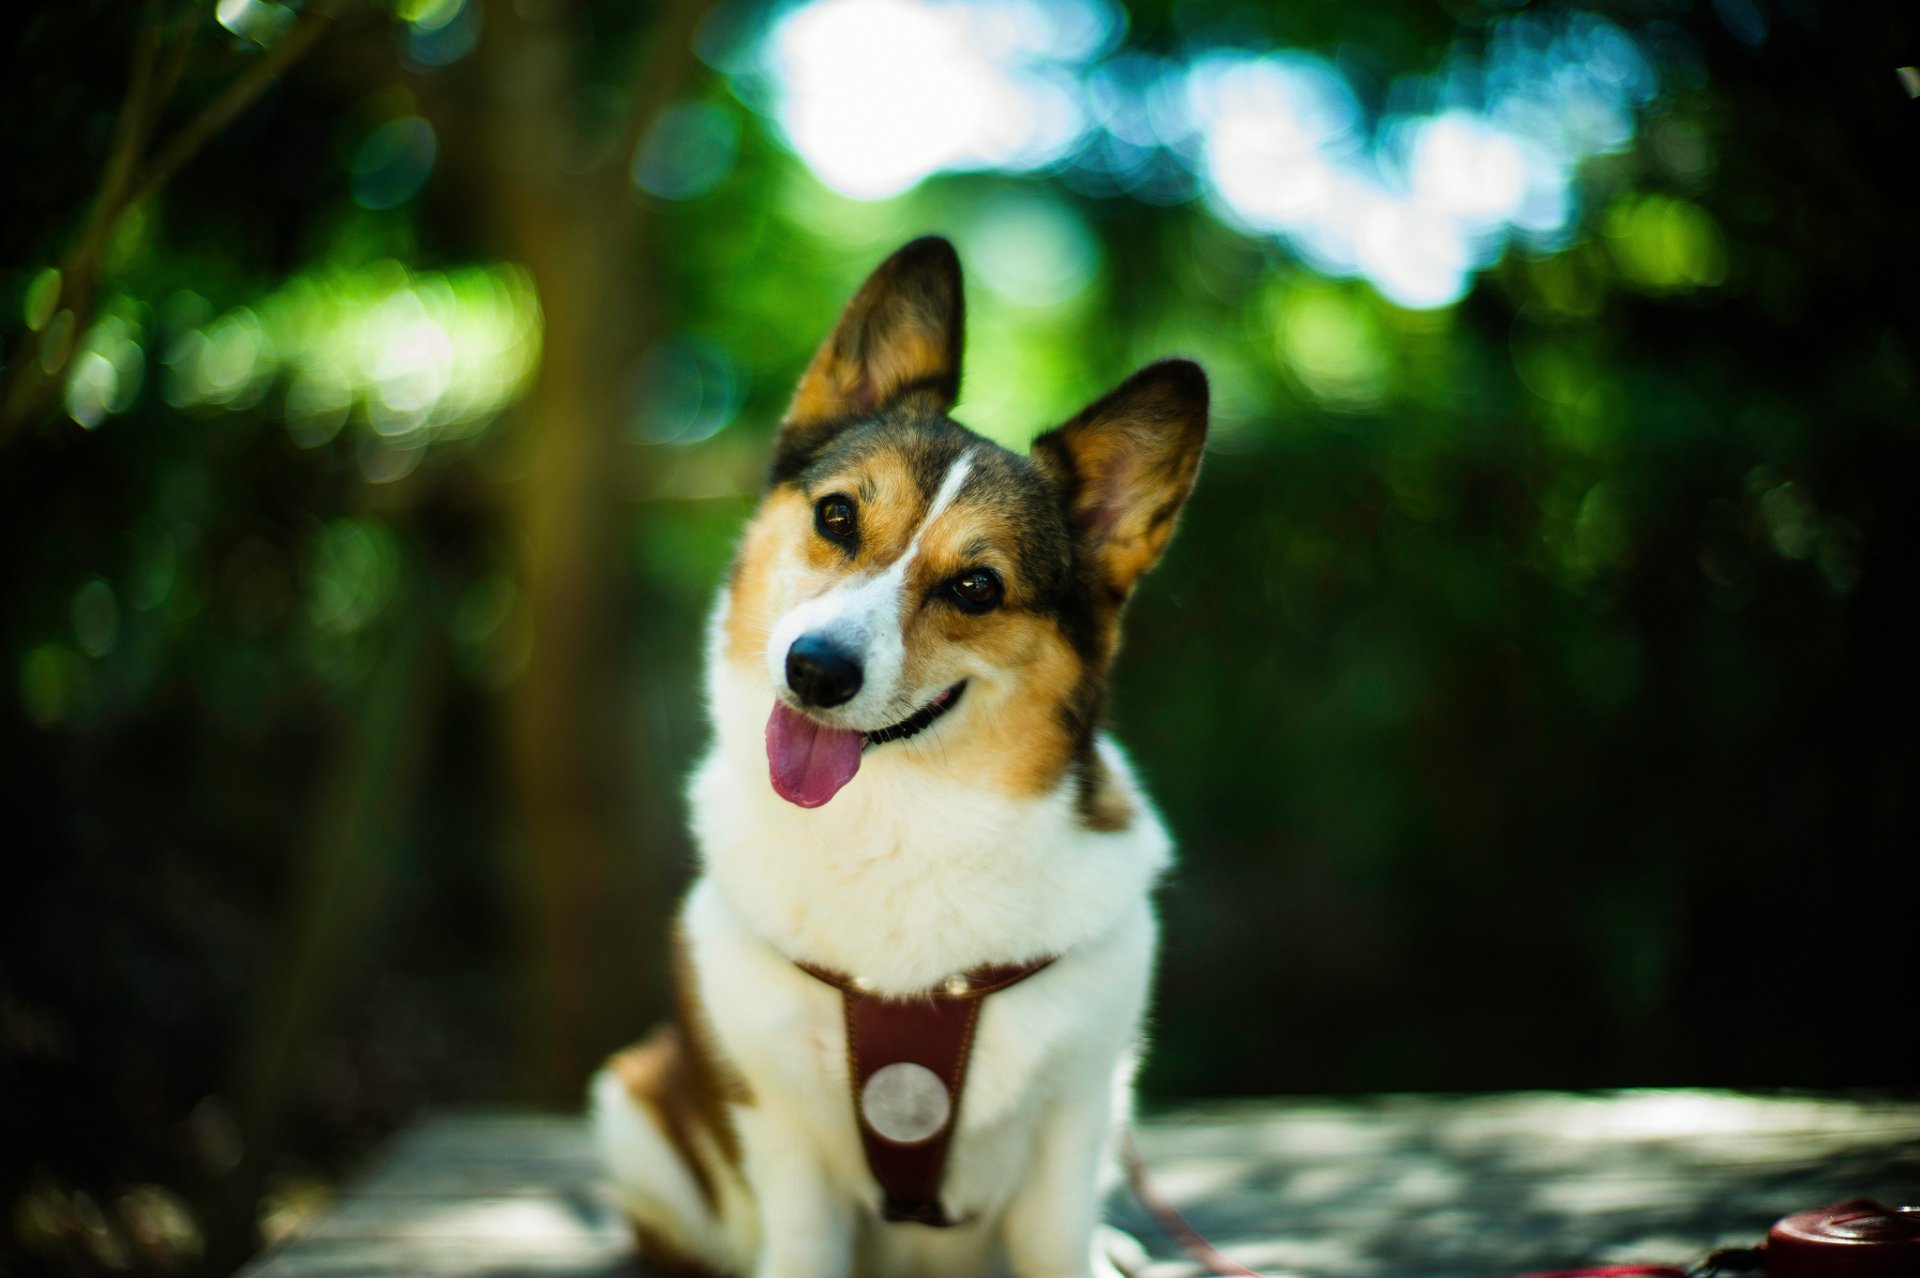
[[999, 1078, 1126, 1278], [739, 1109, 855, 1278]]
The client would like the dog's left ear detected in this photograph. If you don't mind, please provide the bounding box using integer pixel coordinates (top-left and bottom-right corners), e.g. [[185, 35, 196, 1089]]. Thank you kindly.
[[1033, 359, 1209, 603], [776, 237, 964, 478]]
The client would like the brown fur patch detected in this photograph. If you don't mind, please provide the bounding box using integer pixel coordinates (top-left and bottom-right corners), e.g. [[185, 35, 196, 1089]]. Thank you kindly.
[[671, 926, 751, 1161], [629, 1218, 726, 1277], [607, 1029, 719, 1210], [1074, 749, 1135, 832], [724, 487, 810, 668], [789, 328, 950, 429], [903, 603, 1090, 799], [605, 933, 750, 1217], [810, 449, 922, 570]]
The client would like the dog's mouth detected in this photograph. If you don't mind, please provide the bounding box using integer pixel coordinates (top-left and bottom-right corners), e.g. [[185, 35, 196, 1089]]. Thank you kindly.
[[765, 683, 966, 809]]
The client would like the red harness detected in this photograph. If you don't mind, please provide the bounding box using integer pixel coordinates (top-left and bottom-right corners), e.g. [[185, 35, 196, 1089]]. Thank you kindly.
[[797, 956, 1055, 1226]]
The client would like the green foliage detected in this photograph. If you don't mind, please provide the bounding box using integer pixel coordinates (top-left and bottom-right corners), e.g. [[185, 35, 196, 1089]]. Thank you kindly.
[[3, 0, 1919, 1273]]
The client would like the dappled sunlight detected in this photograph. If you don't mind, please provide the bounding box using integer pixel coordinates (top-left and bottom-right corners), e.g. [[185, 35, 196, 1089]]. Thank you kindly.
[[1143, 1155, 1254, 1205], [159, 261, 540, 477], [1114, 1094, 1920, 1278], [382, 1195, 611, 1244]]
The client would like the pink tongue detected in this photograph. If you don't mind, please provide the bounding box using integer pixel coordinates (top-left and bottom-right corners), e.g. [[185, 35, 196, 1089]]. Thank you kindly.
[[766, 702, 865, 808]]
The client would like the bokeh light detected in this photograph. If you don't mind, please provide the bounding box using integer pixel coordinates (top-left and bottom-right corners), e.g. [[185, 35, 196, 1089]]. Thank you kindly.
[[402, 0, 480, 67], [23, 267, 62, 331], [351, 117, 438, 210], [215, 0, 296, 46], [632, 101, 741, 201], [1602, 194, 1728, 293], [625, 337, 742, 445], [64, 310, 146, 429], [306, 519, 401, 637], [960, 190, 1099, 309], [755, 3, 1660, 309], [163, 262, 540, 472], [762, 0, 1116, 199]]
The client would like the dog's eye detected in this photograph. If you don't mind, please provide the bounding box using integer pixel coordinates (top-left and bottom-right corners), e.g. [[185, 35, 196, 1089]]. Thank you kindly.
[[947, 569, 1003, 613], [815, 494, 857, 543]]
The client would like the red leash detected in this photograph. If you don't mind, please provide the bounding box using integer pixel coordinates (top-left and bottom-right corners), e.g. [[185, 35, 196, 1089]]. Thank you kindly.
[[1120, 1129, 1689, 1278], [1121, 1129, 1265, 1277]]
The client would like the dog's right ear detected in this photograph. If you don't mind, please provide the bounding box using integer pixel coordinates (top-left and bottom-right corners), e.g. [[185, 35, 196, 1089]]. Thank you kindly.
[[773, 237, 964, 482], [1032, 359, 1209, 607]]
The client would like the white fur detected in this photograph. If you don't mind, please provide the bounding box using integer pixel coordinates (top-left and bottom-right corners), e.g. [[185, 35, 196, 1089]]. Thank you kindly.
[[764, 452, 976, 729], [591, 1068, 751, 1269], [597, 472, 1172, 1278]]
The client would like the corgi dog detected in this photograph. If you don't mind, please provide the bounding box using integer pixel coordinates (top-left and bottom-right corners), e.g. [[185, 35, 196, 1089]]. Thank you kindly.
[[591, 237, 1208, 1278]]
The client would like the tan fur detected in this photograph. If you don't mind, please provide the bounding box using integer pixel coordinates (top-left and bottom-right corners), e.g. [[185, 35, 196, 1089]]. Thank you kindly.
[[725, 453, 931, 669], [630, 1218, 727, 1278], [818, 450, 923, 567], [669, 926, 753, 1154], [724, 488, 810, 668], [784, 241, 961, 432], [908, 610, 1087, 798], [608, 1031, 716, 1207], [608, 931, 751, 1220], [789, 329, 950, 428]]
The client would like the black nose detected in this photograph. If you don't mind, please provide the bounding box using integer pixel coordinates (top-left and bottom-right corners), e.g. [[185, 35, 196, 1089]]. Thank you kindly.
[[786, 634, 864, 708]]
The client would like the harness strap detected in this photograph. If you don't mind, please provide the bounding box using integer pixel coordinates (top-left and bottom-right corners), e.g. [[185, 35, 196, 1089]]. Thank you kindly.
[[797, 957, 1056, 1226]]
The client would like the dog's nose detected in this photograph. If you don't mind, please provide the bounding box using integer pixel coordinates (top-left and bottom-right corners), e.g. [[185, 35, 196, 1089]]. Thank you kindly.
[[786, 634, 864, 708]]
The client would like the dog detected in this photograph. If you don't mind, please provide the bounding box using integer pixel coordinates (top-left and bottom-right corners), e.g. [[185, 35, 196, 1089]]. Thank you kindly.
[[590, 236, 1208, 1278]]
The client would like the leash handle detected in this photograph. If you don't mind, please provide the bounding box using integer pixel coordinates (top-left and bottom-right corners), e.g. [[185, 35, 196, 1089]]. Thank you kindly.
[[1120, 1127, 1689, 1278]]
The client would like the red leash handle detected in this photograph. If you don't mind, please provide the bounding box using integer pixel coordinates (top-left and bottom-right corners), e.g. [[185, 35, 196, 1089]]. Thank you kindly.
[[1120, 1129, 1688, 1278], [1121, 1129, 1265, 1277]]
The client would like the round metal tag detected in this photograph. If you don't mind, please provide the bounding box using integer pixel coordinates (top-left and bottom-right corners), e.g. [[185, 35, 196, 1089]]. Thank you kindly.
[[859, 1062, 952, 1144]]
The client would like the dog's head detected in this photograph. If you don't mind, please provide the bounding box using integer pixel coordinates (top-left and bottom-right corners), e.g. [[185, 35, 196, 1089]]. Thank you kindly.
[[719, 237, 1207, 812]]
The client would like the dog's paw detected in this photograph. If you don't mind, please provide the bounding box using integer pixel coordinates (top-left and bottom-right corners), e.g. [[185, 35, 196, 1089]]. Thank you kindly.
[[1095, 1224, 1152, 1278]]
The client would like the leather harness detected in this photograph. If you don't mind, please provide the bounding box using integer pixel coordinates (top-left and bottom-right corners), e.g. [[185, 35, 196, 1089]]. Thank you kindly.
[[796, 955, 1056, 1226]]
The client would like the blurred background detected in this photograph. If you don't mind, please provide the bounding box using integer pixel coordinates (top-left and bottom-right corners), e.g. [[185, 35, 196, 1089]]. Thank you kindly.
[[3, 0, 1917, 1272]]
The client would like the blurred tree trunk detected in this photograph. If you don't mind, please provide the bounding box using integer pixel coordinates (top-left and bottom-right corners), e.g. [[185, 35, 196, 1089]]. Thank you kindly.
[[470, 0, 711, 1102], [205, 583, 441, 1276]]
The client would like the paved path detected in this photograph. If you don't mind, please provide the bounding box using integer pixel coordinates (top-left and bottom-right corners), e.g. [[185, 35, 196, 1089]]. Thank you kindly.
[[238, 1092, 1920, 1277]]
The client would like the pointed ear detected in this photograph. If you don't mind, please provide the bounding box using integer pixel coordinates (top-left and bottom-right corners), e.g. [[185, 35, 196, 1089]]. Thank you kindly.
[[1032, 359, 1209, 602], [775, 236, 964, 478]]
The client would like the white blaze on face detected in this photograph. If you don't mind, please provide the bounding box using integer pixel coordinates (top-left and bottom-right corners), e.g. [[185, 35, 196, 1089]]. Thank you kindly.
[[767, 451, 974, 725]]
